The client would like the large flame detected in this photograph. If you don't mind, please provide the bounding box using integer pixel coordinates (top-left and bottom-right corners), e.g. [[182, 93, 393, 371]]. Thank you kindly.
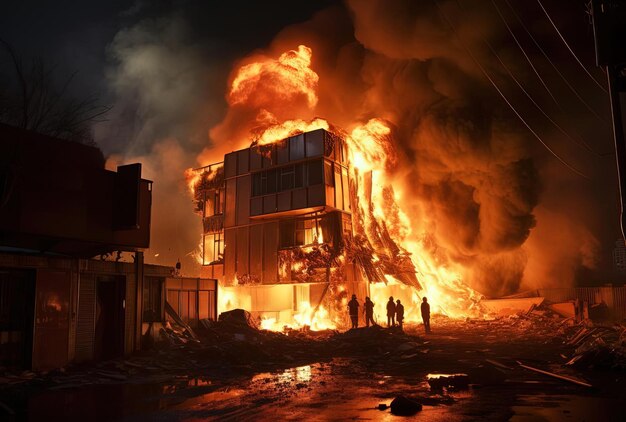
[[229, 45, 319, 108], [189, 44, 484, 331], [254, 117, 328, 146], [347, 119, 482, 318]]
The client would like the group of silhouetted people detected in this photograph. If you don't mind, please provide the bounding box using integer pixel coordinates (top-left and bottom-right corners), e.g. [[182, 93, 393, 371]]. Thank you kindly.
[[347, 294, 431, 333]]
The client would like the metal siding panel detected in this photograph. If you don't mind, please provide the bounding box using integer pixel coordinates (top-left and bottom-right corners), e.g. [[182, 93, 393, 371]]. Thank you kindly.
[[292, 188, 307, 209], [263, 222, 278, 284], [125, 275, 135, 355], [277, 191, 291, 211], [305, 130, 324, 157], [250, 146, 262, 170], [249, 224, 264, 281], [237, 150, 249, 175], [75, 273, 95, 362], [225, 179, 237, 227], [224, 228, 236, 284], [236, 175, 251, 225], [307, 184, 325, 207], [224, 152, 237, 178], [263, 194, 277, 214], [250, 196, 263, 216], [67, 268, 78, 362], [277, 139, 289, 164], [236, 227, 249, 279]]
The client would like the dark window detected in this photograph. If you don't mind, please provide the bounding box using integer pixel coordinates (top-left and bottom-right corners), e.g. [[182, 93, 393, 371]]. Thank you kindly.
[[280, 166, 295, 190], [290, 134, 305, 160], [143, 278, 162, 322], [266, 169, 277, 193], [252, 173, 262, 196], [305, 130, 324, 157], [277, 139, 289, 164], [308, 160, 323, 185], [252, 160, 322, 197], [295, 163, 304, 188]]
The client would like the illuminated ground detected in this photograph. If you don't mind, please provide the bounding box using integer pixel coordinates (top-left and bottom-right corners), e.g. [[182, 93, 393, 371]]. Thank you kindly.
[[3, 320, 624, 421]]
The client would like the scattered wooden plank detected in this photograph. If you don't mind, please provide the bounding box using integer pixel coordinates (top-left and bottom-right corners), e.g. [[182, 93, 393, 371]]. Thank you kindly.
[[485, 359, 512, 370], [516, 361, 592, 388], [165, 300, 198, 340]]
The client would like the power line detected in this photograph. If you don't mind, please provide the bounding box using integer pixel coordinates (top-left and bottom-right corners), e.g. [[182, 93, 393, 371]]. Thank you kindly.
[[536, 0, 607, 93], [487, 39, 599, 155], [490, 0, 558, 105], [504, 0, 609, 125], [488, 0, 606, 155], [432, 0, 589, 179]]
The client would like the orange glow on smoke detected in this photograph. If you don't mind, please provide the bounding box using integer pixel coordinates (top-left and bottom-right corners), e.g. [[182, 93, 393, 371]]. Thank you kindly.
[[188, 44, 484, 331], [229, 45, 319, 108], [255, 118, 329, 146]]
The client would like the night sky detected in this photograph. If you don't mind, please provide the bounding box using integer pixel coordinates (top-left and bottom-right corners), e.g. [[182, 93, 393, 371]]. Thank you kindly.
[[1, 0, 621, 291]]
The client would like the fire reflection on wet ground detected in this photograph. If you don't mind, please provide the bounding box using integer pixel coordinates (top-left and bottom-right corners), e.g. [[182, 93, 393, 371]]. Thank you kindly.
[[17, 358, 621, 421], [6, 321, 625, 421]]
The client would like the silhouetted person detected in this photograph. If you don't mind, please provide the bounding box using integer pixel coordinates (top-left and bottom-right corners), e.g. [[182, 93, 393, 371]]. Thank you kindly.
[[421, 297, 431, 333], [386, 296, 396, 327], [396, 299, 405, 330], [364, 297, 376, 327], [348, 294, 359, 329]]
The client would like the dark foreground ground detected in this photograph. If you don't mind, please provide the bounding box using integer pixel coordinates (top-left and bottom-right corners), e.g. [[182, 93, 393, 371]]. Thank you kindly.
[[1, 316, 624, 421]]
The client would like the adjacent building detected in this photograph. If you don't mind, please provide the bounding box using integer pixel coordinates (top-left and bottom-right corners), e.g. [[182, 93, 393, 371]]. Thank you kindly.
[[0, 123, 216, 370]]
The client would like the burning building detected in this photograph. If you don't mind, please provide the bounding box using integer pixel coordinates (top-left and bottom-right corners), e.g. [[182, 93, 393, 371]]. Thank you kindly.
[[190, 120, 482, 330], [186, 44, 489, 330], [191, 128, 363, 329]]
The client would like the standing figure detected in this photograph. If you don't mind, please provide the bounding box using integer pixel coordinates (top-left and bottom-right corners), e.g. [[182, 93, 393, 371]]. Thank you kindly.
[[396, 299, 405, 330], [386, 297, 396, 327], [421, 297, 431, 334], [348, 294, 360, 329], [364, 297, 376, 327]]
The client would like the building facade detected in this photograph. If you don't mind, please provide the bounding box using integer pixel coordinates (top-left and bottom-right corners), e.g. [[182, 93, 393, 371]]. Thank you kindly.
[[0, 124, 217, 370], [194, 129, 368, 321]]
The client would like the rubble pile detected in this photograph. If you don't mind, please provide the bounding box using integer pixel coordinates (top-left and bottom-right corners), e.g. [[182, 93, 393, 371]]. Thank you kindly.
[[0, 311, 429, 392], [565, 324, 626, 370]]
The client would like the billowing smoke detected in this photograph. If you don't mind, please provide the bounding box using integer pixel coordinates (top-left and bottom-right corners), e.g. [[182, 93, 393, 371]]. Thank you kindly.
[[200, 1, 612, 295], [101, 1, 615, 295], [97, 14, 224, 275]]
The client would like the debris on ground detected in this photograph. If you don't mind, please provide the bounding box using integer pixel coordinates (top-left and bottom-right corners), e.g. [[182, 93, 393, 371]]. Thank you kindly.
[[1, 303, 624, 398], [564, 324, 626, 370], [427, 373, 470, 391], [389, 395, 423, 416]]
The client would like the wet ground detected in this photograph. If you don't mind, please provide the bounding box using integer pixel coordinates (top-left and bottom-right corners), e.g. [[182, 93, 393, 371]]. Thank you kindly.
[[2, 320, 625, 421]]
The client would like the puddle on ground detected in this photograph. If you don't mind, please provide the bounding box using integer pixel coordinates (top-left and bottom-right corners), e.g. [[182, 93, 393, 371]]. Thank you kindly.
[[6, 360, 623, 421]]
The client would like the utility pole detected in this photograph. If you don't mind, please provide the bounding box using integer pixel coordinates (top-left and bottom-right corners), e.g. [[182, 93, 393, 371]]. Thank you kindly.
[[591, 0, 626, 240]]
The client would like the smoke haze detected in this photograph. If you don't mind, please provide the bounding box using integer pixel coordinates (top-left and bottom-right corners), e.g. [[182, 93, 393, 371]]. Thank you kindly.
[[97, 0, 617, 294]]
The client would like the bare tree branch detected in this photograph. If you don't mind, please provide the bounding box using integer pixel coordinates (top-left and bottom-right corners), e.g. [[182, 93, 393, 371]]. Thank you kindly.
[[0, 40, 110, 146]]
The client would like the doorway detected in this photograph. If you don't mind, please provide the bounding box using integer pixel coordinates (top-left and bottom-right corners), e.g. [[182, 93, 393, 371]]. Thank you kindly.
[[0, 268, 35, 369], [94, 275, 126, 361]]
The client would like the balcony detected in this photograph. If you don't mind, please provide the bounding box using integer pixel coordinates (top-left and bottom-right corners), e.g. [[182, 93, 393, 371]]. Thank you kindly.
[[203, 215, 224, 234]]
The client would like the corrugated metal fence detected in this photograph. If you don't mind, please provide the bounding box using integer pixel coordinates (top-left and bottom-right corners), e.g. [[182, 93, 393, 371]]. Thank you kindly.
[[535, 287, 626, 320]]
